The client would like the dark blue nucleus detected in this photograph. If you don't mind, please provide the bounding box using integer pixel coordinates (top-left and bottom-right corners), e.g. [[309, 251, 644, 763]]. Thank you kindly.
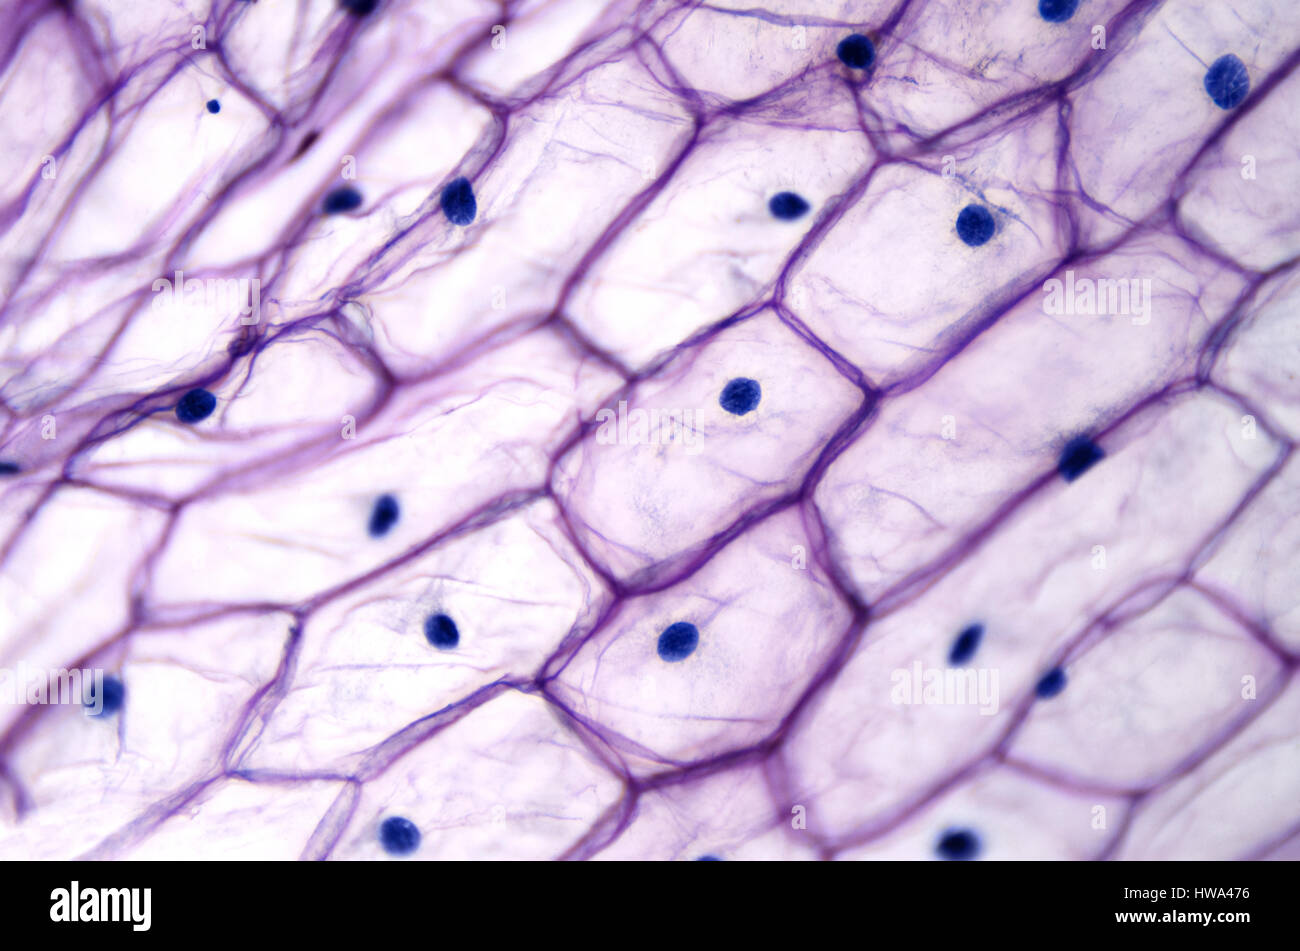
[[1204, 54, 1249, 110], [206, 99, 221, 114], [340, 0, 378, 15], [695, 855, 723, 861], [719, 377, 761, 416], [0, 460, 20, 476], [657, 621, 699, 662], [948, 624, 983, 665], [86, 675, 125, 717], [1057, 435, 1104, 482], [768, 191, 810, 221], [368, 494, 400, 537], [322, 186, 363, 214], [955, 204, 995, 246], [379, 816, 420, 855], [936, 827, 981, 860], [440, 176, 477, 226], [424, 613, 459, 649], [175, 388, 216, 423], [1037, 0, 1079, 23], [836, 33, 876, 70], [1035, 667, 1067, 698]]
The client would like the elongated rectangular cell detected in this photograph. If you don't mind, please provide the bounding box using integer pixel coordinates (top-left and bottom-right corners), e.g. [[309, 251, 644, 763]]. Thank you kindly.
[[0, 0, 1296, 866]]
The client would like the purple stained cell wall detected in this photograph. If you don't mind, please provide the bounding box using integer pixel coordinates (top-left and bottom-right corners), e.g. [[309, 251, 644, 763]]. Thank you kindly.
[[0, 0, 1297, 863]]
